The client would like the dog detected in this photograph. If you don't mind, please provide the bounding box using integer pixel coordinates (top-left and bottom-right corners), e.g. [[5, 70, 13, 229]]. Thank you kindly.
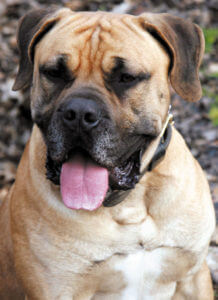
[[0, 6, 215, 300]]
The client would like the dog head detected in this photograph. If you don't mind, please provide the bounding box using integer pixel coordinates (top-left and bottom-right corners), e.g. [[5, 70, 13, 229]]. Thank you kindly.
[[13, 8, 204, 209]]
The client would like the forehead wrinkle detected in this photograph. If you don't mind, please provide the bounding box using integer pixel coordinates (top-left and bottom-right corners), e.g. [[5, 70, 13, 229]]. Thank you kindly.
[[98, 19, 136, 48], [78, 21, 112, 77], [90, 25, 101, 63], [74, 15, 113, 64], [65, 16, 104, 77], [53, 14, 101, 42], [73, 15, 101, 34], [122, 16, 147, 39], [55, 14, 84, 33], [115, 22, 141, 42]]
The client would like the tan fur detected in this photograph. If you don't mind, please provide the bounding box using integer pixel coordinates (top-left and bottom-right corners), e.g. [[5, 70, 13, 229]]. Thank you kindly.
[[0, 9, 215, 299]]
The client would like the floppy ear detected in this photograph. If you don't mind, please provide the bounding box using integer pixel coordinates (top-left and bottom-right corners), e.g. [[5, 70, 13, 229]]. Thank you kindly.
[[139, 13, 205, 102], [12, 7, 59, 91]]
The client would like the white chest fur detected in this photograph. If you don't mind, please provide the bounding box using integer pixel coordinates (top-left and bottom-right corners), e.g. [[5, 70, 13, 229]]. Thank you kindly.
[[114, 249, 177, 300]]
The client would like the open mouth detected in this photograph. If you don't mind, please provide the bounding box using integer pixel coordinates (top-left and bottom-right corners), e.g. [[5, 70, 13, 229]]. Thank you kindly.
[[109, 148, 142, 190], [46, 143, 148, 211]]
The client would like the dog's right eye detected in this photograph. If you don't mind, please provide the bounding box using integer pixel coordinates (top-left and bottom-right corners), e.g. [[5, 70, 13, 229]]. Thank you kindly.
[[39, 65, 74, 85], [41, 67, 61, 80], [39, 56, 74, 84]]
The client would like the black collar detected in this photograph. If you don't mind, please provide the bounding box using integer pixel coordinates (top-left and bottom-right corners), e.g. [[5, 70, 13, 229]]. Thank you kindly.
[[103, 120, 173, 208]]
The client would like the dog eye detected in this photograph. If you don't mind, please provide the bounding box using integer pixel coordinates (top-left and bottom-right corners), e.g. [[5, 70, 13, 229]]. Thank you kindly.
[[41, 67, 61, 81], [39, 57, 74, 84], [120, 73, 136, 83]]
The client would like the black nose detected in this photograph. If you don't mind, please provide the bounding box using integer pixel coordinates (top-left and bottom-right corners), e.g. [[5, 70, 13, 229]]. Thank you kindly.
[[60, 98, 100, 131]]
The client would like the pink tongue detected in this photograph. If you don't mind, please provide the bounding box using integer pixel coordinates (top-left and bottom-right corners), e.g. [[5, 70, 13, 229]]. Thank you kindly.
[[60, 154, 109, 211]]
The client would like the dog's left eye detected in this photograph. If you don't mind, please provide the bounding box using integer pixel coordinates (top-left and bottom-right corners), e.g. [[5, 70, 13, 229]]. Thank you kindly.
[[120, 73, 137, 83]]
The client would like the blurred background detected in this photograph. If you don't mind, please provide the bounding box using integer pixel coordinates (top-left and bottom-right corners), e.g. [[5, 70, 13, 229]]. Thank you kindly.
[[0, 0, 217, 296]]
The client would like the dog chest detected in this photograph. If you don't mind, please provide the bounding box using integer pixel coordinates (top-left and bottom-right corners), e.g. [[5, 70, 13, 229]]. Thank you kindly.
[[109, 249, 177, 300]]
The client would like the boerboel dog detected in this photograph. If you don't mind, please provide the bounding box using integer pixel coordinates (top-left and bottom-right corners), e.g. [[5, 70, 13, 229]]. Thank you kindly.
[[0, 6, 215, 300]]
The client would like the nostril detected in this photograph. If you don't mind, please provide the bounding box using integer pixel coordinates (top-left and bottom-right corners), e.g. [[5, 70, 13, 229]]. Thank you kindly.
[[64, 110, 76, 121], [60, 98, 101, 130], [84, 112, 98, 124]]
